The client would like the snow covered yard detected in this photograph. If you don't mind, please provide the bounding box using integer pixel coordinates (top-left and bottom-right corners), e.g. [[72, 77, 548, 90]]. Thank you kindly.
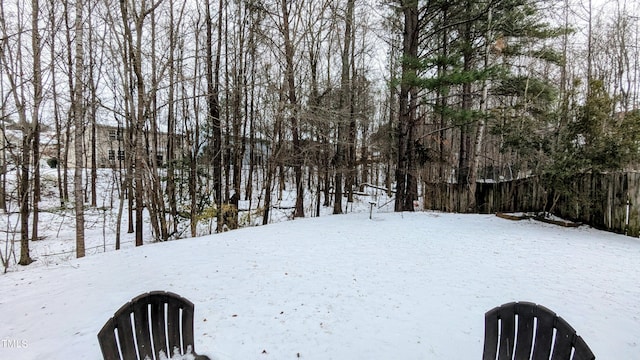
[[0, 212, 639, 359]]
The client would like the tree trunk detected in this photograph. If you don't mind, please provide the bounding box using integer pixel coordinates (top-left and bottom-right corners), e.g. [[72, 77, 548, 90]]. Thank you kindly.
[[88, 12, 98, 208], [31, 0, 43, 245], [0, 22, 5, 211], [438, 5, 449, 188], [245, 10, 257, 204], [231, 1, 246, 217], [206, 0, 223, 232], [334, 0, 355, 214], [0, 97, 5, 212], [19, 136, 33, 265], [263, 159, 273, 225], [132, 2, 146, 247], [73, 0, 85, 258], [395, 0, 419, 212], [63, 0, 76, 205], [189, 12, 201, 237], [115, 170, 124, 250], [280, 0, 304, 218], [148, 7, 168, 241], [166, 0, 179, 236], [346, 13, 358, 204]]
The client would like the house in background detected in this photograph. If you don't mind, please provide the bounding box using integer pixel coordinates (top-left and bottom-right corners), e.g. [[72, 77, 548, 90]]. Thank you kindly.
[[88, 124, 187, 169], [29, 123, 186, 169]]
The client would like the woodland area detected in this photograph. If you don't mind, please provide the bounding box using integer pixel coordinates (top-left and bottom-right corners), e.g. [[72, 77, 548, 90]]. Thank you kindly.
[[1, 0, 640, 265]]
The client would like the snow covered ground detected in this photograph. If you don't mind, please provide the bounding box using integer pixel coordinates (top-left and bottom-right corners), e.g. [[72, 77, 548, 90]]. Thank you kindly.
[[1, 211, 639, 359]]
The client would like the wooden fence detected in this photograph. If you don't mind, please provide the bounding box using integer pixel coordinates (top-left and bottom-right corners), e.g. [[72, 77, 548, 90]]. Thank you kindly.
[[423, 172, 640, 237]]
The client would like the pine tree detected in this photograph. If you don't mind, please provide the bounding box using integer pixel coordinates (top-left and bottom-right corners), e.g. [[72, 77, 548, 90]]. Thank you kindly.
[[406, 0, 562, 210], [543, 80, 640, 213]]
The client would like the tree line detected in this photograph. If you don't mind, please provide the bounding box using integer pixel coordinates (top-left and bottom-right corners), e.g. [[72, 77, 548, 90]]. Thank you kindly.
[[1, 0, 639, 266]]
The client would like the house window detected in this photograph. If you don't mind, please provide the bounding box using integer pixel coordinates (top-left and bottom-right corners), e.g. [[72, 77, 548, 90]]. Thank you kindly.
[[118, 150, 125, 160], [109, 129, 123, 141], [108, 150, 115, 161]]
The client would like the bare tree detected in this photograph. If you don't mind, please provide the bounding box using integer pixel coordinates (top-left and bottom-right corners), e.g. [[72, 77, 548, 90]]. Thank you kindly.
[[31, 0, 44, 246], [48, 0, 67, 208], [244, 2, 262, 207], [188, 5, 203, 237], [0, 0, 35, 264], [86, 5, 107, 209], [73, 0, 86, 258], [279, 0, 305, 218], [302, 0, 332, 213], [0, 69, 6, 212], [333, 0, 355, 214], [206, 0, 223, 232], [119, 0, 166, 246]]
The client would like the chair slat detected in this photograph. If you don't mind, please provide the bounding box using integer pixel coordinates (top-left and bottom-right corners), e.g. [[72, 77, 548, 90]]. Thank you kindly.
[[483, 307, 500, 360], [513, 302, 536, 360], [531, 305, 555, 360], [550, 317, 576, 360], [150, 295, 168, 356], [182, 303, 195, 353], [131, 300, 154, 360], [497, 303, 517, 360], [166, 300, 183, 354], [572, 336, 596, 360], [98, 318, 122, 360], [114, 305, 138, 360]]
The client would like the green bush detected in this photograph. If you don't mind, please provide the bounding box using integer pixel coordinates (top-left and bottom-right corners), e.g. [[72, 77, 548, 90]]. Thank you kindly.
[[46, 158, 58, 169]]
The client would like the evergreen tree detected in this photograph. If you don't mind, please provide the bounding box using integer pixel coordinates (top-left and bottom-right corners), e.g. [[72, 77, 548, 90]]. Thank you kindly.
[[543, 80, 640, 213], [405, 0, 562, 210], [557, 80, 640, 174]]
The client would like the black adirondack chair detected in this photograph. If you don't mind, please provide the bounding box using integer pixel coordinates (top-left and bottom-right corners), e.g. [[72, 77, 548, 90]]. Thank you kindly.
[[483, 301, 595, 360], [98, 291, 210, 360]]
